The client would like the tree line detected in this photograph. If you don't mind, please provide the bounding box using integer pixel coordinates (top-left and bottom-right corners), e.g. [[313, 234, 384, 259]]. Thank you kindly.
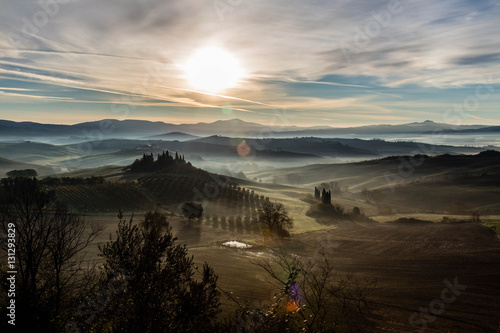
[[6, 169, 38, 178]]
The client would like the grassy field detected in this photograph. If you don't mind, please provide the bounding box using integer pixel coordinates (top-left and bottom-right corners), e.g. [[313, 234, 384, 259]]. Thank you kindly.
[[294, 221, 500, 332], [372, 213, 500, 223], [241, 182, 330, 234], [482, 220, 500, 239], [81, 199, 500, 332]]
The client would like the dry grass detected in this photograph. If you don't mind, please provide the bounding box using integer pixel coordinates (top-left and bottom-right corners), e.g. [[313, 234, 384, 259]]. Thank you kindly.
[[482, 220, 500, 239], [79, 203, 500, 332]]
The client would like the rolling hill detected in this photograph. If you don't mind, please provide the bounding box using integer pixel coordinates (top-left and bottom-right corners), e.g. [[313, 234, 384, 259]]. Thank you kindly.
[[0, 141, 80, 164], [57, 140, 322, 170], [247, 150, 500, 189], [45, 159, 267, 215], [0, 157, 60, 177], [191, 136, 484, 157]]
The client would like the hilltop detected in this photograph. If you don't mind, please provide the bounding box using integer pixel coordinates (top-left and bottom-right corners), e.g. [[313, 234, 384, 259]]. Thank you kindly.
[[150, 132, 199, 141]]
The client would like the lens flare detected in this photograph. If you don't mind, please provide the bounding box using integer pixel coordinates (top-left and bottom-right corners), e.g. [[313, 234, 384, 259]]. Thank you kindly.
[[237, 141, 251, 157], [286, 299, 300, 313]]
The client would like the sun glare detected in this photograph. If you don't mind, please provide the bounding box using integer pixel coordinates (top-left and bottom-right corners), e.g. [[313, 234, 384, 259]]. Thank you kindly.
[[184, 47, 243, 92]]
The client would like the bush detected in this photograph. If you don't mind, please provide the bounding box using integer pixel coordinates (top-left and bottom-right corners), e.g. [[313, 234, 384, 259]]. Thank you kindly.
[[181, 202, 203, 221]]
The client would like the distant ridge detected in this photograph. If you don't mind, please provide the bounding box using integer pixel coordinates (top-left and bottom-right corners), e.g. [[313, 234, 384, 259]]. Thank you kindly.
[[151, 132, 199, 141], [0, 118, 495, 141]]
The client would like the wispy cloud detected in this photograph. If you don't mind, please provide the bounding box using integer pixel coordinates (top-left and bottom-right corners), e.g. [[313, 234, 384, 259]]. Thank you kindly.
[[0, 87, 33, 91], [0, 90, 74, 101]]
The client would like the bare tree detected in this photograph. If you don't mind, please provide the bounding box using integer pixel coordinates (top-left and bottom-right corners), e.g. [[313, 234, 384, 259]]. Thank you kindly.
[[48, 204, 103, 317], [258, 201, 293, 237], [0, 177, 102, 331], [247, 251, 377, 332], [470, 210, 481, 223]]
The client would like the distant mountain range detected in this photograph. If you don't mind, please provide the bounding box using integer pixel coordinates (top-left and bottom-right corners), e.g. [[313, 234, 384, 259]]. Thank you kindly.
[[0, 118, 497, 142], [277, 120, 495, 137]]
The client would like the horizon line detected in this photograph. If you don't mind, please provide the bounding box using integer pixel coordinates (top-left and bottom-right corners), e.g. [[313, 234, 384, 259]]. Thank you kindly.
[[0, 117, 495, 128]]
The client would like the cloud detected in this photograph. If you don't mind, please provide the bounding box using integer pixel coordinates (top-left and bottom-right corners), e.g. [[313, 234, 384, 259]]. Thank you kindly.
[[0, 89, 74, 101], [0, 67, 82, 85], [454, 52, 500, 65], [0, 87, 33, 91], [0, 0, 499, 125]]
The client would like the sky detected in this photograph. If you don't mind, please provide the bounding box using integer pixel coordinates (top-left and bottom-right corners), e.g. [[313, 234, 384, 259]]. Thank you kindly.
[[0, 0, 500, 127]]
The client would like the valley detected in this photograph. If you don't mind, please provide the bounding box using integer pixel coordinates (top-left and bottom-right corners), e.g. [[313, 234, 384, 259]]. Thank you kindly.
[[1, 118, 499, 332]]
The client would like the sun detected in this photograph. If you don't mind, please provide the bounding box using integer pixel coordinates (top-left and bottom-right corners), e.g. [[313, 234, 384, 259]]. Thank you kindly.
[[184, 47, 243, 92]]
